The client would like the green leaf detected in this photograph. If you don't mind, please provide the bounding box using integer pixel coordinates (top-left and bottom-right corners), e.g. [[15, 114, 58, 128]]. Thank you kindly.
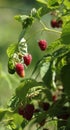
[[0, 108, 11, 121], [15, 15, 34, 29], [47, 0, 62, 9], [46, 119, 57, 130], [62, 15, 70, 25], [40, 62, 50, 78], [22, 16, 34, 29], [37, 7, 50, 17], [8, 95, 20, 111], [14, 15, 29, 22], [21, 120, 27, 129], [16, 79, 45, 100], [8, 121, 17, 130], [53, 45, 70, 59], [36, 0, 62, 8], [48, 97, 66, 117], [34, 111, 47, 123], [61, 22, 70, 44], [64, 0, 70, 9], [8, 57, 15, 74], [66, 117, 70, 129], [7, 43, 18, 58], [36, 0, 47, 5], [40, 56, 52, 78], [42, 62, 52, 88], [31, 59, 41, 76], [45, 39, 64, 55], [13, 114, 23, 128], [43, 88, 52, 101], [46, 39, 70, 58], [61, 64, 70, 95], [31, 55, 51, 77], [57, 120, 66, 130]]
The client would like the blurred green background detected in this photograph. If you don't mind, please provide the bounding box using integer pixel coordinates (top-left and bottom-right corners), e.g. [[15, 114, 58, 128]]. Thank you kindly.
[[0, 0, 38, 69], [0, 0, 39, 106], [0, 1, 39, 129]]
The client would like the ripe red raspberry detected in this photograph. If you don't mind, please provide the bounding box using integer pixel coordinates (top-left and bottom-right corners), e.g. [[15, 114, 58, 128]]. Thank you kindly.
[[15, 63, 25, 77], [38, 40, 47, 51], [23, 54, 32, 66], [51, 19, 57, 28], [23, 104, 34, 120]]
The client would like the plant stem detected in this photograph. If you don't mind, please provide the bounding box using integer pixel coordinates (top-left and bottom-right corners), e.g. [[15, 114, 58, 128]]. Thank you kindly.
[[44, 27, 62, 34], [26, 20, 62, 42], [40, 20, 62, 34]]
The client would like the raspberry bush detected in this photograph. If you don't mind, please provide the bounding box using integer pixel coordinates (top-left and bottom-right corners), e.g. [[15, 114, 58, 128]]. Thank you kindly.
[[0, 0, 70, 130]]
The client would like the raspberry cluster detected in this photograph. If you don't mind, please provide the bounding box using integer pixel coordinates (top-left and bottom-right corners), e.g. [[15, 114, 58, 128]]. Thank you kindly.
[[18, 101, 50, 122], [8, 39, 48, 77], [18, 103, 34, 120], [15, 53, 32, 77], [51, 19, 63, 28]]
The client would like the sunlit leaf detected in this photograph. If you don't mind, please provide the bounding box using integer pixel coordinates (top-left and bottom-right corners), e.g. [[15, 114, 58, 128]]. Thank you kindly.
[[0, 108, 12, 121], [45, 39, 64, 55], [42, 62, 52, 88], [7, 43, 18, 58], [61, 64, 70, 95], [40, 56, 52, 78], [14, 15, 29, 22], [61, 22, 70, 44], [37, 7, 50, 17], [8, 57, 15, 74], [64, 0, 70, 9], [47, 0, 62, 9], [16, 79, 45, 100], [36, 0, 47, 5]]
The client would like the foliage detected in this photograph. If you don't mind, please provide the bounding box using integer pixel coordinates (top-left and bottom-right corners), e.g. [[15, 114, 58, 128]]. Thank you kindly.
[[0, 0, 70, 130]]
